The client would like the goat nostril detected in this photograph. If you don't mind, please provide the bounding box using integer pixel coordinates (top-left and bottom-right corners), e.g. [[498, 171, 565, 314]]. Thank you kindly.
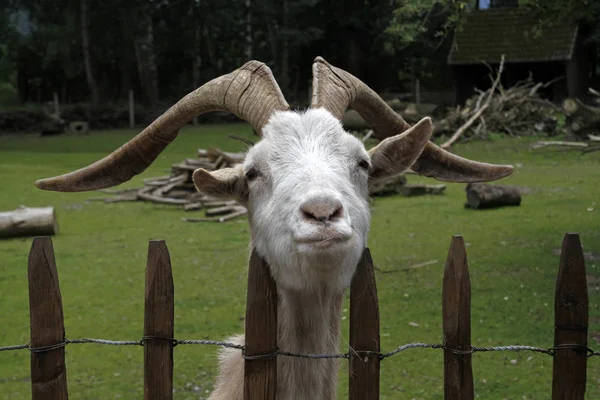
[[302, 210, 317, 221], [330, 207, 343, 220]]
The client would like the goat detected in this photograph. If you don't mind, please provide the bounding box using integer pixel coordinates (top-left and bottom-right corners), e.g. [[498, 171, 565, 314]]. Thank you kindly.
[[35, 57, 513, 399]]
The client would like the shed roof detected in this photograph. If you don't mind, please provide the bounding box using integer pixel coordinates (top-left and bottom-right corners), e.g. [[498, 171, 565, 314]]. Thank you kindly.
[[448, 8, 579, 65]]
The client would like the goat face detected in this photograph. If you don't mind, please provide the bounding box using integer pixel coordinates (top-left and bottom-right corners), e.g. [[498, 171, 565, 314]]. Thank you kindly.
[[193, 108, 433, 291]]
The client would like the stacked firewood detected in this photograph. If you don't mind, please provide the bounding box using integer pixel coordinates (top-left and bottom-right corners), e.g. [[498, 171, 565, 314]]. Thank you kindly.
[[435, 56, 561, 148], [92, 148, 249, 222]]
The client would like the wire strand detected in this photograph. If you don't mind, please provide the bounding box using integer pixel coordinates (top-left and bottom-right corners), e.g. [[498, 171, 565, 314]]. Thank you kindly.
[[1, 338, 598, 358]]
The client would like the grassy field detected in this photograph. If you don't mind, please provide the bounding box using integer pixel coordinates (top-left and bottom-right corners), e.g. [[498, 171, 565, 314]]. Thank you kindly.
[[0, 125, 599, 399]]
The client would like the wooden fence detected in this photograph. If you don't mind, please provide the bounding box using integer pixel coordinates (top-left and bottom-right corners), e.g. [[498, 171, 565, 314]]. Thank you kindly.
[[17, 233, 592, 399]]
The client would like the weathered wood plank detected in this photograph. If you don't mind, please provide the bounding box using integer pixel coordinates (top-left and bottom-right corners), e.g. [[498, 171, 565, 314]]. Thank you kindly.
[[442, 235, 474, 400], [28, 237, 68, 399], [552, 233, 588, 400], [244, 250, 278, 400], [349, 248, 380, 400], [144, 240, 175, 400]]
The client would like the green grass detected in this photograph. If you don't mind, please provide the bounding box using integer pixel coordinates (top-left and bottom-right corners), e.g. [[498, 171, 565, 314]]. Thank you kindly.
[[0, 125, 599, 399]]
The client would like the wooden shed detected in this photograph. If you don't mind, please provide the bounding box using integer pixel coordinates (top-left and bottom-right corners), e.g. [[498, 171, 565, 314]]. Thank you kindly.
[[448, 7, 591, 105]]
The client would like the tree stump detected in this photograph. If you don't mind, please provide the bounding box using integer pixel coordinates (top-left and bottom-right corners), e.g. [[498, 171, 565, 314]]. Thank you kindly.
[[0, 207, 59, 238], [562, 98, 600, 139], [465, 183, 521, 209]]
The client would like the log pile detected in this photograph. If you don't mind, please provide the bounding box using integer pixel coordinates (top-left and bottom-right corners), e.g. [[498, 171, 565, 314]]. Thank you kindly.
[[94, 148, 249, 222], [435, 56, 561, 148]]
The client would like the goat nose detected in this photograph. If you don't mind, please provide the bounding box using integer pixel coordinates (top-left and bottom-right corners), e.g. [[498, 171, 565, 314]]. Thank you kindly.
[[300, 195, 343, 223]]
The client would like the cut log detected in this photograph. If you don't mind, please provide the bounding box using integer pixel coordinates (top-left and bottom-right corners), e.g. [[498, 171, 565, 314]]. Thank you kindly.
[[183, 202, 203, 211], [465, 183, 521, 209], [0, 206, 59, 238], [369, 173, 407, 196], [399, 184, 446, 197]]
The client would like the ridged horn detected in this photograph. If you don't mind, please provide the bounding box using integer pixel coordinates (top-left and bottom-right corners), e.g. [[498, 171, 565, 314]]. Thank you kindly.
[[311, 56, 513, 182], [35, 61, 289, 192]]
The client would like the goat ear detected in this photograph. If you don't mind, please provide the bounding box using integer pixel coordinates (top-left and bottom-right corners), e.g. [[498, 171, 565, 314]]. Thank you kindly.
[[368, 117, 432, 181], [192, 166, 248, 201]]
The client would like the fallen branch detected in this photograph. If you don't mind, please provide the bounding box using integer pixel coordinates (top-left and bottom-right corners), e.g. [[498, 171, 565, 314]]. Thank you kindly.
[[374, 259, 438, 273], [137, 191, 190, 205], [183, 207, 247, 223], [440, 104, 489, 149], [531, 141, 589, 149], [362, 130, 374, 143], [588, 134, 600, 142]]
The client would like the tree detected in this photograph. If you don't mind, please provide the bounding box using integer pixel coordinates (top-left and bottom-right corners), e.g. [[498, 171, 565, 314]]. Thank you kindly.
[[132, 2, 159, 105], [80, 0, 98, 105], [384, 1, 471, 89]]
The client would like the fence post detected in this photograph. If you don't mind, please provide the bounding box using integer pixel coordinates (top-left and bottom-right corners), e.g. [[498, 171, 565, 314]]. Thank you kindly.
[[144, 240, 175, 400], [552, 233, 588, 400], [28, 237, 68, 399], [244, 250, 278, 400], [442, 235, 474, 400], [349, 248, 380, 400]]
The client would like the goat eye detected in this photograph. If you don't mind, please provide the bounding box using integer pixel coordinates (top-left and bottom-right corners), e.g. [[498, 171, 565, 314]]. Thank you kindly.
[[245, 168, 259, 181], [358, 159, 370, 170]]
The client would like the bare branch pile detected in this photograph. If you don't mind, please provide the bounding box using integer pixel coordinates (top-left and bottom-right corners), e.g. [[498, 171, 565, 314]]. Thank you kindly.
[[435, 56, 561, 147]]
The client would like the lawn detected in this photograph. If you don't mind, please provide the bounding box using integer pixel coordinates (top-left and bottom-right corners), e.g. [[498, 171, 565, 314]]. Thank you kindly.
[[0, 125, 599, 399]]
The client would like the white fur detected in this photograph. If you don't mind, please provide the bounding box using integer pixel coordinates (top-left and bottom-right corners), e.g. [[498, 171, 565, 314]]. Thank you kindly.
[[208, 109, 373, 400]]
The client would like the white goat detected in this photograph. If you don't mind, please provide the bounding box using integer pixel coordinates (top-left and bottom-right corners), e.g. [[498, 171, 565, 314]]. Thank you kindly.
[[35, 57, 513, 399]]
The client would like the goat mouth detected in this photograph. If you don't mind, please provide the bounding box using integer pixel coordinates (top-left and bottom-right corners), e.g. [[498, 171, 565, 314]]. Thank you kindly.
[[295, 236, 351, 249]]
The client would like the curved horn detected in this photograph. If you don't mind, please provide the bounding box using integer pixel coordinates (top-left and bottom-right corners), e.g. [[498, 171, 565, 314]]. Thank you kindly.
[[35, 61, 289, 192], [311, 56, 513, 183]]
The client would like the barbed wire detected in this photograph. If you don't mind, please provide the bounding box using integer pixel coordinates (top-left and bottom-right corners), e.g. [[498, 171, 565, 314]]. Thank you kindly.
[[1, 337, 598, 360]]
